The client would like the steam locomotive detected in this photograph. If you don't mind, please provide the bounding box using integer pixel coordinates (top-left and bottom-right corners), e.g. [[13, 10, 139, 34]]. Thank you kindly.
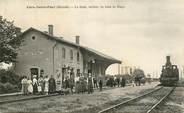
[[160, 56, 179, 86]]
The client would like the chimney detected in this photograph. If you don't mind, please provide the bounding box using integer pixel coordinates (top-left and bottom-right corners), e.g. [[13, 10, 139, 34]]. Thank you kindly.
[[48, 25, 53, 36], [76, 35, 80, 44]]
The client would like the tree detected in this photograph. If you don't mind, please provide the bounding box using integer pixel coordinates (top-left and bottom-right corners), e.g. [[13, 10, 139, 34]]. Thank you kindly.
[[132, 69, 145, 86], [0, 16, 23, 64], [132, 69, 145, 79], [122, 74, 133, 80]]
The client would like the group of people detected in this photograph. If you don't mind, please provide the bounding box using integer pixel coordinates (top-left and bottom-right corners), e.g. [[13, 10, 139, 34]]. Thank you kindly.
[[21, 72, 151, 96], [106, 76, 126, 87], [133, 76, 146, 86], [74, 74, 103, 94], [21, 75, 56, 95], [93, 77, 103, 91], [21, 73, 104, 95]]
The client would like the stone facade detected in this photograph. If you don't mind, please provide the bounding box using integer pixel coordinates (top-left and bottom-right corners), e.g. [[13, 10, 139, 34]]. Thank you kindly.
[[15, 30, 55, 79]]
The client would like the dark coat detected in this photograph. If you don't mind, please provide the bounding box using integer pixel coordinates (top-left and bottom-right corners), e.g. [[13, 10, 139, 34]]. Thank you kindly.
[[49, 78, 56, 93]]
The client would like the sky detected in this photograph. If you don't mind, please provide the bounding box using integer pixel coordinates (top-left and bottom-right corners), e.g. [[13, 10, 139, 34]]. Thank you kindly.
[[0, 0, 184, 78]]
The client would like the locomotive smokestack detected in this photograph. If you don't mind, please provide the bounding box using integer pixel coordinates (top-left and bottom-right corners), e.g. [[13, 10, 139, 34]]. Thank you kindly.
[[166, 56, 170, 63], [166, 56, 171, 67]]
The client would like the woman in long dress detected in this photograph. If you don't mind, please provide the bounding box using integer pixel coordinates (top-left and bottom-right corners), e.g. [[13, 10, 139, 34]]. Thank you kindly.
[[27, 77, 33, 94], [32, 75, 38, 94], [44, 75, 49, 95], [49, 75, 56, 94], [21, 76, 28, 95], [87, 75, 93, 94], [38, 76, 44, 94], [75, 74, 80, 94], [56, 73, 62, 94]]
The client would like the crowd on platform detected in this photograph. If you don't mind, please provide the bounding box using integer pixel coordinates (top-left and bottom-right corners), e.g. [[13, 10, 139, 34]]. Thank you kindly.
[[21, 72, 107, 95], [21, 70, 139, 95], [106, 76, 126, 87]]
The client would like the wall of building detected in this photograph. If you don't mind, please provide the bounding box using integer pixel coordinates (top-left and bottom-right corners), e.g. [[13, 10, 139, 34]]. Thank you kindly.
[[15, 30, 56, 78], [53, 43, 83, 79], [15, 30, 83, 80]]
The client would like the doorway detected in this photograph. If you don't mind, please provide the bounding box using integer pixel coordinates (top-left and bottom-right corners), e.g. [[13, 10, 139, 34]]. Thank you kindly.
[[30, 68, 39, 80]]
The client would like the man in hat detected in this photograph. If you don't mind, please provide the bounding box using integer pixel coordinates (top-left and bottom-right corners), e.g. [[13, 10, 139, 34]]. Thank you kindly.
[[65, 76, 69, 89], [75, 73, 80, 93], [116, 76, 120, 87], [99, 79, 103, 91], [93, 76, 98, 89], [121, 77, 126, 87], [69, 77, 74, 94], [87, 73, 93, 94]]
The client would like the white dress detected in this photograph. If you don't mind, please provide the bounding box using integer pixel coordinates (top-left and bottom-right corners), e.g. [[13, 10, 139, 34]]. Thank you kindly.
[[32, 78, 38, 86], [56, 73, 62, 91], [56, 79, 62, 91], [44, 78, 49, 92], [21, 78, 28, 94], [27, 80, 33, 93], [38, 83, 42, 92]]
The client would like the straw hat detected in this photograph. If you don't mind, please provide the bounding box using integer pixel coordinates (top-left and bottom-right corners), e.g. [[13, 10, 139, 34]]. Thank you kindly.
[[33, 75, 37, 78]]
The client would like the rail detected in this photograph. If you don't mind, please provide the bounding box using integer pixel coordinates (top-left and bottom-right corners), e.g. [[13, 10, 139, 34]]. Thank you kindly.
[[0, 93, 59, 104], [98, 86, 164, 113], [146, 87, 175, 113]]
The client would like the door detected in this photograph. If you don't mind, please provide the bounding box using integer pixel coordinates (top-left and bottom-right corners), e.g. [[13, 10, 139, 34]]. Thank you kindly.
[[30, 68, 39, 80]]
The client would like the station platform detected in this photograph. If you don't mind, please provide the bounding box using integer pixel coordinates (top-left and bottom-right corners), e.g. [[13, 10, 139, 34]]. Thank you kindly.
[[0, 92, 22, 97], [0, 83, 150, 97]]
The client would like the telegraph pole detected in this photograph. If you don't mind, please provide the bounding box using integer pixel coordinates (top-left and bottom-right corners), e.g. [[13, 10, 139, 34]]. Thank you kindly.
[[181, 66, 184, 79], [180, 69, 182, 79], [121, 66, 124, 75], [118, 64, 120, 75], [156, 71, 158, 78]]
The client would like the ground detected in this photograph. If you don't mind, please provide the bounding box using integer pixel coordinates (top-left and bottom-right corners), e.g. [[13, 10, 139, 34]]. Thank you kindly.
[[0, 82, 159, 113], [155, 87, 184, 113]]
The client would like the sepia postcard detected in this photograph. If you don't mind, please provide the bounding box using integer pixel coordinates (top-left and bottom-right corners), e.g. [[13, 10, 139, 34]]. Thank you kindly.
[[0, 0, 184, 113]]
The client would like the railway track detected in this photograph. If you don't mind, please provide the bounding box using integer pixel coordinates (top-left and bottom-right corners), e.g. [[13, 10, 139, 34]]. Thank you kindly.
[[0, 93, 60, 104], [98, 86, 175, 113]]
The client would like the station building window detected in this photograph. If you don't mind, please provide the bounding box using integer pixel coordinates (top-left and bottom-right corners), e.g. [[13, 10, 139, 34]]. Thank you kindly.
[[70, 49, 73, 60], [77, 52, 80, 61], [62, 47, 66, 59], [77, 69, 80, 76]]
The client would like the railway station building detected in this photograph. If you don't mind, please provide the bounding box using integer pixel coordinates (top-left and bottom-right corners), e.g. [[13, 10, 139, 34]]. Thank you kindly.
[[14, 25, 121, 81]]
